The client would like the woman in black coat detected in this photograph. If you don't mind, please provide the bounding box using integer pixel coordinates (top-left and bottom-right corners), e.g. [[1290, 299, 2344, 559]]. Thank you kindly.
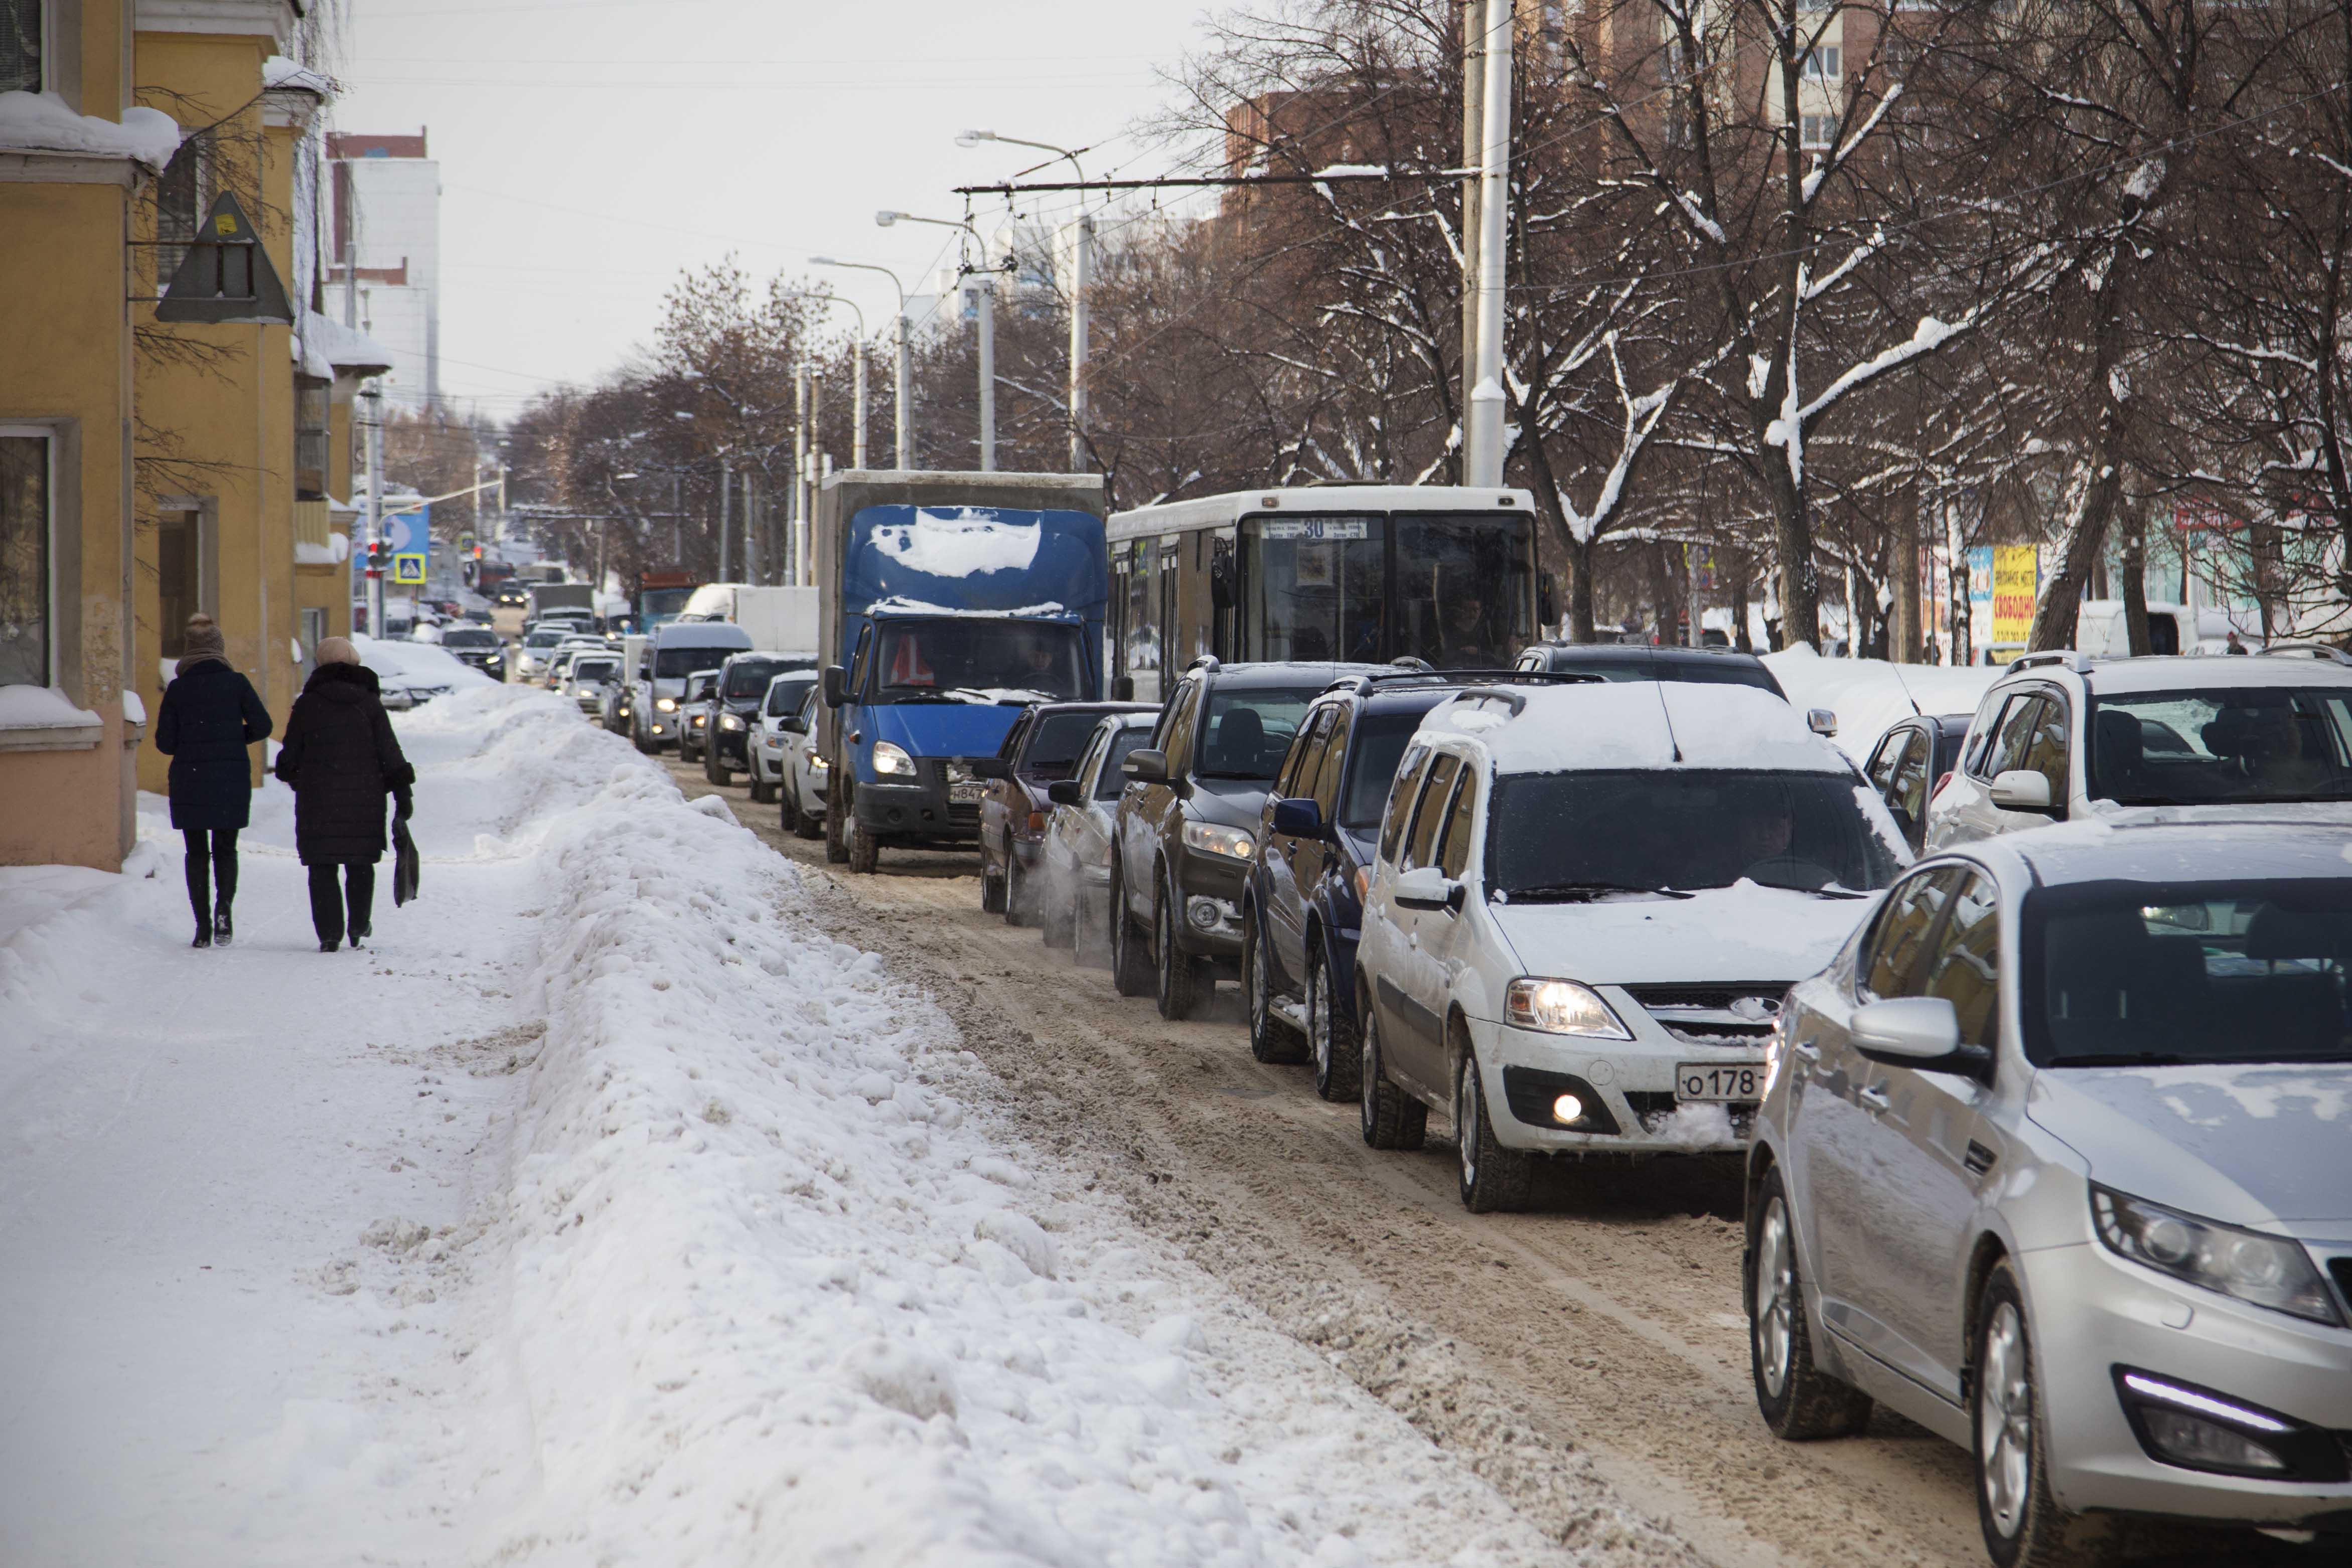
[[154, 614, 272, 948], [273, 637, 415, 952]]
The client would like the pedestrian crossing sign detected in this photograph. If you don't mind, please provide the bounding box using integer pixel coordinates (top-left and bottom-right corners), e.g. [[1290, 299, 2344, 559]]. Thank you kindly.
[[394, 555, 425, 584]]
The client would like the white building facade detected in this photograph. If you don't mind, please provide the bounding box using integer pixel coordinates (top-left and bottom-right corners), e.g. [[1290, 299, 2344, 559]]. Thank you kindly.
[[326, 130, 439, 409]]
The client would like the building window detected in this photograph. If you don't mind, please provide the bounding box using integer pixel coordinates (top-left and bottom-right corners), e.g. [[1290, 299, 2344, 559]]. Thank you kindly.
[[156, 135, 209, 290], [1803, 45, 1841, 81], [156, 508, 202, 659], [1801, 114, 1839, 151], [1, 0, 39, 96], [1, 430, 51, 687], [295, 382, 330, 497]]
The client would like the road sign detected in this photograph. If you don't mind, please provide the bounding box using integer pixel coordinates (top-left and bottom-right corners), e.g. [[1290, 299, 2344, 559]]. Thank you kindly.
[[386, 506, 430, 584], [393, 555, 426, 584], [156, 193, 295, 325]]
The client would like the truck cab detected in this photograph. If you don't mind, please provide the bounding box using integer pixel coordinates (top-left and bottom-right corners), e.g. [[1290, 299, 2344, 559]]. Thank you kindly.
[[815, 474, 1110, 874]]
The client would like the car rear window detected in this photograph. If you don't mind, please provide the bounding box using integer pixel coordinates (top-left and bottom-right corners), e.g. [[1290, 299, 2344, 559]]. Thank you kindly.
[[766, 676, 816, 716], [1019, 712, 1105, 775]]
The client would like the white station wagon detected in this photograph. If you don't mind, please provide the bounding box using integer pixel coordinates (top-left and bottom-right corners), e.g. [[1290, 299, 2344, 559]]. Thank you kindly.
[[1351, 681, 1909, 1211]]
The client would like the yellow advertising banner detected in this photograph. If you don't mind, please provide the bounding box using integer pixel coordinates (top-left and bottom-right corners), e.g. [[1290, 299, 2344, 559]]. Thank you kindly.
[[1991, 545, 2038, 646]]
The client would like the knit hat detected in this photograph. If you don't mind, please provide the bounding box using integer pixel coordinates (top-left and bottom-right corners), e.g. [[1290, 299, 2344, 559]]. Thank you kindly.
[[175, 614, 227, 677], [314, 636, 361, 666]]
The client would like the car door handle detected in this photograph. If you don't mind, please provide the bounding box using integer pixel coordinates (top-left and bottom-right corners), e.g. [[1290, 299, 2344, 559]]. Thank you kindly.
[[1857, 1085, 1892, 1114], [1965, 1140, 1998, 1176]]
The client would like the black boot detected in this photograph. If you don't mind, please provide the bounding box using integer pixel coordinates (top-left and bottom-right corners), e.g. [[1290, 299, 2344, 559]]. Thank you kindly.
[[213, 901, 233, 947], [319, 938, 340, 953], [192, 923, 213, 949]]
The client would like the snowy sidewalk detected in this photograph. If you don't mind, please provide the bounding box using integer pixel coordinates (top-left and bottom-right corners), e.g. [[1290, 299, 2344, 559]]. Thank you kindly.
[[1, 688, 1655, 1567]]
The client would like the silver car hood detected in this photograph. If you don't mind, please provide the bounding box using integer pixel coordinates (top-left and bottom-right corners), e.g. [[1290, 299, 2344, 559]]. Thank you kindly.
[[2026, 1064, 2352, 1226], [1487, 882, 1870, 986]]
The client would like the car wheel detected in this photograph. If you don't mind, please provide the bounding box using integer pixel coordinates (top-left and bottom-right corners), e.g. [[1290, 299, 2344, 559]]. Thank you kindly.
[[1972, 1261, 2114, 1567], [779, 777, 801, 833], [1109, 864, 1152, 998], [1245, 907, 1304, 1064], [979, 838, 1007, 913], [1308, 947, 1360, 1101], [849, 822, 880, 875], [1003, 856, 1028, 927], [1456, 1051, 1531, 1213], [1747, 1167, 1874, 1440], [1153, 879, 1204, 1021], [633, 718, 656, 755], [825, 770, 850, 864], [704, 742, 730, 785], [749, 767, 775, 805], [1358, 1006, 1426, 1151]]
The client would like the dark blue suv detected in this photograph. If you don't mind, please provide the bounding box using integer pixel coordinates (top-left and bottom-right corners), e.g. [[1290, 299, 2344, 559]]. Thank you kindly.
[[1240, 669, 1589, 1099]]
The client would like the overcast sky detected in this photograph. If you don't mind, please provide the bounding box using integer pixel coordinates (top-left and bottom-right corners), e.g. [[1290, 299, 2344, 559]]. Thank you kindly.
[[333, 0, 1220, 418]]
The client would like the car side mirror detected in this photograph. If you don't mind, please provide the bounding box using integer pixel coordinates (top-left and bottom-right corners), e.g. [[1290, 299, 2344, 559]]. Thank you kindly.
[[1269, 796, 1325, 840], [1046, 778, 1084, 807], [822, 665, 846, 707], [1849, 997, 1988, 1082], [1989, 768, 2058, 814], [1123, 748, 1168, 783], [1806, 708, 1838, 738], [968, 755, 1010, 780], [1392, 865, 1464, 913]]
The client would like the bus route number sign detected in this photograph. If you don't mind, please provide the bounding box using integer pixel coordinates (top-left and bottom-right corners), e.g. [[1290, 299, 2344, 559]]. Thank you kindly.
[[1259, 518, 1368, 541]]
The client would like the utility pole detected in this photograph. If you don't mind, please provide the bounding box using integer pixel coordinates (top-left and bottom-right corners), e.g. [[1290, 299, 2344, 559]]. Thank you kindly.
[[1459, 7, 1485, 465], [718, 459, 731, 581], [976, 274, 996, 471], [793, 366, 810, 583], [745, 469, 761, 585], [1068, 214, 1092, 472], [670, 469, 683, 565], [895, 311, 912, 469], [802, 375, 821, 585], [852, 341, 868, 470], [1465, 0, 1513, 489], [362, 383, 384, 639]]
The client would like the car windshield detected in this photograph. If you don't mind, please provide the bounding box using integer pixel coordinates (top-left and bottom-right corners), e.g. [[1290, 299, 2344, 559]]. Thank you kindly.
[[656, 646, 737, 679], [1020, 712, 1106, 775], [1098, 725, 1151, 799], [872, 619, 1085, 702], [1341, 710, 1429, 830], [572, 659, 616, 681], [766, 676, 816, 716], [2024, 879, 2352, 1065], [1197, 687, 1322, 780], [2087, 688, 2352, 805], [724, 659, 787, 699], [1488, 769, 1903, 899], [524, 630, 564, 648], [442, 628, 496, 648]]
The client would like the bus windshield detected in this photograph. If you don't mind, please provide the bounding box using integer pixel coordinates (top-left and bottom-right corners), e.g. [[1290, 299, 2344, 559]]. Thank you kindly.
[[1239, 515, 1385, 664], [1396, 513, 1533, 668]]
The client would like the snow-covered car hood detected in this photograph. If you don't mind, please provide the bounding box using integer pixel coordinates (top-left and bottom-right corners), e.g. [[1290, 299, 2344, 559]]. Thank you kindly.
[[2025, 1064, 2352, 1227], [1487, 881, 1873, 987]]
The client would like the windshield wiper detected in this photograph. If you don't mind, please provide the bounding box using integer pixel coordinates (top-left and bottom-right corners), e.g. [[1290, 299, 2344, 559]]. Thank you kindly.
[[1507, 881, 1694, 903], [1755, 882, 1869, 899], [2047, 1051, 2194, 1067]]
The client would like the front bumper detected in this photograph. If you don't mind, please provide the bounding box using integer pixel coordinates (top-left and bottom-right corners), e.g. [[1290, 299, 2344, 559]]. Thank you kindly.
[[853, 765, 981, 842], [1472, 1017, 1758, 1155], [2027, 1238, 2352, 1526], [1171, 847, 1249, 957]]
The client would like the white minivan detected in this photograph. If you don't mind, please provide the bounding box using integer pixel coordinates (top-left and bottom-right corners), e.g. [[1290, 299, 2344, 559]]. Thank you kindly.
[[628, 620, 752, 753], [1352, 681, 1909, 1211]]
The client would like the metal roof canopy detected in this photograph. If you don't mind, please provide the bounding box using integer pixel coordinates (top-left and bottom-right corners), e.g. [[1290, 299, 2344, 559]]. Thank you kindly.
[[155, 193, 294, 325]]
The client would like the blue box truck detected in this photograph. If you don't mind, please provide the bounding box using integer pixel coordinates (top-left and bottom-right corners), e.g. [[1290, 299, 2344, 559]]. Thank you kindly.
[[815, 471, 1110, 874]]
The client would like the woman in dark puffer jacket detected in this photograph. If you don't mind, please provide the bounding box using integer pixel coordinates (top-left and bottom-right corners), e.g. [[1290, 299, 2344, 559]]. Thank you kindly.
[[154, 613, 272, 948], [274, 637, 414, 952]]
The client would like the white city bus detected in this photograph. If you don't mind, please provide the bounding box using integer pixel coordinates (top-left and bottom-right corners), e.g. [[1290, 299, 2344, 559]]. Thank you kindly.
[[1104, 485, 1542, 702]]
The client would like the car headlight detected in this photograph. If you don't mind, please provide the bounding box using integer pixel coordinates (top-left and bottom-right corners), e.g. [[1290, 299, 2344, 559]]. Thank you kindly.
[[1504, 978, 1632, 1040], [1182, 821, 1255, 861], [872, 740, 917, 776], [720, 713, 746, 731], [655, 696, 678, 712], [2092, 1187, 2341, 1324], [809, 755, 829, 773]]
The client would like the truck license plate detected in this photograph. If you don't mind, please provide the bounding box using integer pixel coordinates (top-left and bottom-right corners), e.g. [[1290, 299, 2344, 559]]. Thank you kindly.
[[949, 780, 986, 804], [1676, 1062, 1763, 1103]]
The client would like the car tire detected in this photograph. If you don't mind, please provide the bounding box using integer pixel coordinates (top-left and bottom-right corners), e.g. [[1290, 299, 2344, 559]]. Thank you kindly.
[[848, 823, 880, 875], [1307, 946, 1360, 1102], [1244, 906, 1304, 1063], [633, 718, 656, 755], [980, 840, 1007, 913], [1972, 1261, 2115, 1568], [1153, 878, 1204, 1021], [1747, 1166, 1874, 1441], [1456, 1052, 1532, 1213], [704, 742, 729, 785], [1358, 1006, 1426, 1151], [1004, 856, 1031, 926], [1109, 864, 1152, 998], [779, 777, 801, 834], [825, 771, 850, 864], [749, 769, 775, 805]]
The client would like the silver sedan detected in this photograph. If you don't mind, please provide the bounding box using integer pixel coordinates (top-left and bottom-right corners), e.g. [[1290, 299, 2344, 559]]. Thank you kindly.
[[1041, 712, 1157, 963], [1746, 822, 2352, 1564]]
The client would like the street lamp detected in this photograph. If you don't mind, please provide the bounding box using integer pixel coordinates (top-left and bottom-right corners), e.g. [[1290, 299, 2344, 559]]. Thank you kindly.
[[782, 286, 870, 471], [875, 209, 997, 471], [957, 130, 1093, 473], [810, 255, 913, 471]]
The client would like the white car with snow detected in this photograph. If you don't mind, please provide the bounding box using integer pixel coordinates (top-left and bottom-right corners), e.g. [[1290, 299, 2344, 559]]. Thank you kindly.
[[1924, 647, 2352, 851], [1352, 681, 1909, 1211]]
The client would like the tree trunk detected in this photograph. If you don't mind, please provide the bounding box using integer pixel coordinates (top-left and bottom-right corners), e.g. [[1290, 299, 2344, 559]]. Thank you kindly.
[[1728, 547, 1753, 652], [1891, 484, 1922, 664], [2120, 497, 2152, 656]]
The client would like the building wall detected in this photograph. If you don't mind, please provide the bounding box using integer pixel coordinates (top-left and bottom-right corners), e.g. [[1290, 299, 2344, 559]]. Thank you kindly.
[[0, 1, 142, 871], [330, 141, 439, 409]]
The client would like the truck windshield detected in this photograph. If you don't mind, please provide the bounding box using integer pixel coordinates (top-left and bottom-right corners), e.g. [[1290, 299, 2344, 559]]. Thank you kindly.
[[1487, 769, 1901, 899], [871, 619, 1085, 702], [640, 587, 694, 625], [2087, 689, 2352, 805], [1395, 513, 1533, 669]]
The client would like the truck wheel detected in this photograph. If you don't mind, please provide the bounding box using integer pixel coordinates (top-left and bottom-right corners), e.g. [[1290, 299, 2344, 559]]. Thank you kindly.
[[825, 771, 849, 864], [1153, 879, 1204, 1022], [1109, 865, 1152, 998], [848, 823, 880, 874]]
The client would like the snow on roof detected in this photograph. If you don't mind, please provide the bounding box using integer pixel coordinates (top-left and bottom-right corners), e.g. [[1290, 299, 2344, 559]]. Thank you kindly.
[[0, 684, 102, 733], [2080, 653, 2352, 695], [0, 91, 181, 171], [870, 508, 1042, 578], [297, 311, 395, 379], [1427, 680, 1852, 775], [261, 57, 336, 97]]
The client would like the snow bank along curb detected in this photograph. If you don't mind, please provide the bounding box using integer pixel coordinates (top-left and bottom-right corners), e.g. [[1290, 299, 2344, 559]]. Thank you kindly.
[[436, 687, 1592, 1565]]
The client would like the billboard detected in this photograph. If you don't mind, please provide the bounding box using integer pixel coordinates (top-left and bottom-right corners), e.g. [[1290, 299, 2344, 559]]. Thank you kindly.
[[386, 506, 429, 587], [1967, 544, 2038, 647]]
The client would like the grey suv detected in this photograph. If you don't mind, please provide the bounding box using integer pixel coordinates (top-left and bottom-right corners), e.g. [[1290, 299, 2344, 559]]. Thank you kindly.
[[1109, 659, 1382, 1020]]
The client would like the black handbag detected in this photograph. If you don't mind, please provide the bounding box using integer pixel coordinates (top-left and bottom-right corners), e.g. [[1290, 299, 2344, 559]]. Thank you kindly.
[[392, 815, 421, 906]]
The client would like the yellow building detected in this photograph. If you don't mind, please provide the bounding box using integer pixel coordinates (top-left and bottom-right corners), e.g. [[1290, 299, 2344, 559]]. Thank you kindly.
[[0, 0, 163, 870]]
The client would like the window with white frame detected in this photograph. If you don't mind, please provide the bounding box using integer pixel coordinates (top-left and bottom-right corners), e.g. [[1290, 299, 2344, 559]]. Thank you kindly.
[[1, 429, 52, 687], [1800, 114, 1839, 151], [1803, 44, 1841, 80], [1, 0, 39, 95]]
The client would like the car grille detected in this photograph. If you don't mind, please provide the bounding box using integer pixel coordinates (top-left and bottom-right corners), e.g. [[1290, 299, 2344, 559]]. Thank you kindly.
[[1620, 983, 1788, 1046], [1622, 1090, 1754, 1139], [949, 803, 979, 828]]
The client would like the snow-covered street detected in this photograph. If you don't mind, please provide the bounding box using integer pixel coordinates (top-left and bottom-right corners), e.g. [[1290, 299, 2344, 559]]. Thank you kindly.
[[0, 689, 1669, 1567]]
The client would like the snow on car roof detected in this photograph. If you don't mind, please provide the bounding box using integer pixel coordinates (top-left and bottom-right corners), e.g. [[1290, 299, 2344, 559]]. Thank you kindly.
[[1424, 681, 1853, 775], [2076, 654, 2352, 695], [1960, 818, 2352, 888]]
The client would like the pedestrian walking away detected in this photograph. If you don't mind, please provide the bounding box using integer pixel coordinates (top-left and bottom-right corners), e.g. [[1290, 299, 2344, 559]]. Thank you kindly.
[[152, 613, 271, 949], [273, 637, 415, 952]]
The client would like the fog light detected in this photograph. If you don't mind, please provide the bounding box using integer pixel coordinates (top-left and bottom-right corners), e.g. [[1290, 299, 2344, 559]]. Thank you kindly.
[[1188, 896, 1221, 931], [1552, 1093, 1584, 1124], [2140, 1408, 2287, 1473]]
